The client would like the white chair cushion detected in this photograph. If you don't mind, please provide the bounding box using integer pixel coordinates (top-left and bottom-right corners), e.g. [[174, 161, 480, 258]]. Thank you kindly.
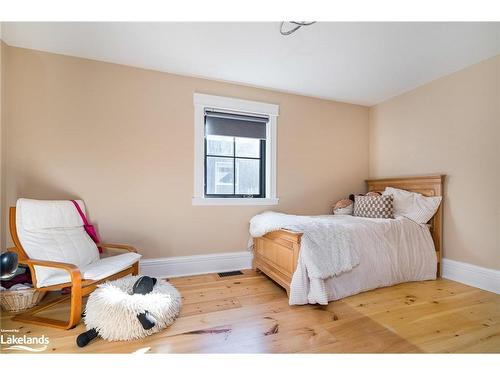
[[19, 198, 86, 230], [16, 199, 100, 287], [84, 252, 141, 280], [37, 252, 142, 287]]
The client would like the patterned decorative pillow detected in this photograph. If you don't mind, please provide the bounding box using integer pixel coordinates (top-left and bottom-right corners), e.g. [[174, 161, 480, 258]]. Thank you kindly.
[[354, 195, 394, 219]]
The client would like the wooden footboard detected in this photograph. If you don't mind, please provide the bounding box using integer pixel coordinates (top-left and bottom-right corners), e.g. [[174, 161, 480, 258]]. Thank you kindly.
[[253, 230, 302, 295]]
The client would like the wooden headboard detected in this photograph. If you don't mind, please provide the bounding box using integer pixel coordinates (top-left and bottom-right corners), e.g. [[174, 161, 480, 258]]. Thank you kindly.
[[365, 175, 445, 276]]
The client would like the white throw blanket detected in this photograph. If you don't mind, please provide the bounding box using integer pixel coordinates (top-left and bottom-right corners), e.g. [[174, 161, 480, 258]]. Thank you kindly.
[[249, 211, 361, 279]]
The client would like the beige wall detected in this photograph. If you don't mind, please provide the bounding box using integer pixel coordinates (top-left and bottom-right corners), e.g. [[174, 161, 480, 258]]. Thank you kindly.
[[2, 45, 369, 257], [3, 44, 498, 270], [370, 55, 500, 270]]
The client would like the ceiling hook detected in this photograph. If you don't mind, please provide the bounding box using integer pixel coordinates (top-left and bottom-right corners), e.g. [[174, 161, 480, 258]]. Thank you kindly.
[[280, 21, 316, 36]]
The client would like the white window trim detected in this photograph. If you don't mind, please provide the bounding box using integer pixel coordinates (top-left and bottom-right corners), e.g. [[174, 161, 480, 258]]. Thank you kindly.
[[193, 93, 279, 206]]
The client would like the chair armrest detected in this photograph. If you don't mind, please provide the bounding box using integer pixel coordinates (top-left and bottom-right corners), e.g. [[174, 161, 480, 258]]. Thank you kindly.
[[97, 243, 138, 253], [21, 259, 82, 286]]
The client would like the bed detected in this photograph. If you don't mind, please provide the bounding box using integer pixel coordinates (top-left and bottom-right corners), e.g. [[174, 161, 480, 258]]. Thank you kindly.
[[252, 175, 444, 305]]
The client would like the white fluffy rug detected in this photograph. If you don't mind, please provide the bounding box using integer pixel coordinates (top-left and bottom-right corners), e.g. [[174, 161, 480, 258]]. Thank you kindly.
[[84, 275, 182, 341]]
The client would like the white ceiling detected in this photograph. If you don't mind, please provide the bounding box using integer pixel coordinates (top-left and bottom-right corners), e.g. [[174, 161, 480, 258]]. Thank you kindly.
[[2, 22, 500, 105]]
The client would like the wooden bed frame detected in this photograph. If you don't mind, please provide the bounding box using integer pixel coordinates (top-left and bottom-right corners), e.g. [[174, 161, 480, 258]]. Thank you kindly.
[[253, 175, 445, 295]]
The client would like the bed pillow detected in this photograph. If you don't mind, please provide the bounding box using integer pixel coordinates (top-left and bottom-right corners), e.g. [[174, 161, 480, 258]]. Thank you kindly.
[[382, 187, 442, 224], [332, 199, 353, 215], [353, 195, 394, 219]]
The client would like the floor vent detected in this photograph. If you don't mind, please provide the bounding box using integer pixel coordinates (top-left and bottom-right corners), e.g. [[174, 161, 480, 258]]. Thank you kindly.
[[218, 270, 243, 277]]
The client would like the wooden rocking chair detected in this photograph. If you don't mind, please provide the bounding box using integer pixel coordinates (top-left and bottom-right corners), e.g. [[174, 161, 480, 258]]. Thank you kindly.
[[7, 199, 142, 330]]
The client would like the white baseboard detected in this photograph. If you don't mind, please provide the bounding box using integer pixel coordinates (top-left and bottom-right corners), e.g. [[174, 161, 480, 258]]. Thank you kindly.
[[442, 258, 500, 294], [139, 251, 253, 278], [140, 253, 499, 295]]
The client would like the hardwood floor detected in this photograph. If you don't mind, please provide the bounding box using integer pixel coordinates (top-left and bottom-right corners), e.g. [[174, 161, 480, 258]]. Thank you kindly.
[[1, 270, 499, 353]]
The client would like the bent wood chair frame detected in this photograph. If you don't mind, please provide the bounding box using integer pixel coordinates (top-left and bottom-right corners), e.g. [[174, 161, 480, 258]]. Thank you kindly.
[[7, 207, 140, 330], [253, 175, 445, 296]]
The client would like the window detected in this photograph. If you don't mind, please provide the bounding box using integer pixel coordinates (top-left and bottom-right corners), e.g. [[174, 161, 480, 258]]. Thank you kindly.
[[193, 94, 279, 205], [205, 111, 266, 198]]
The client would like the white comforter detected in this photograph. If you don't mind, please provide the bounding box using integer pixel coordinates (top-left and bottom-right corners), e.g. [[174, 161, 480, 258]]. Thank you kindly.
[[250, 212, 360, 279], [249, 212, 437, 305]]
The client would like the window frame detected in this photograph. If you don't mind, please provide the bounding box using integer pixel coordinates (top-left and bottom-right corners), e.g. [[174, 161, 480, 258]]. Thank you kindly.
[[193, 93, 279, 206]]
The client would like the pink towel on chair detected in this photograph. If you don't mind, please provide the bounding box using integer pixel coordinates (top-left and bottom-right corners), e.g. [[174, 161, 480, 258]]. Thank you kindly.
[[71, 200, 102, 253]]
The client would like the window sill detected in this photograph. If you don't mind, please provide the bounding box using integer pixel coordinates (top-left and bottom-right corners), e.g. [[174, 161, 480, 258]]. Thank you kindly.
[[192, 197, 279, 206]]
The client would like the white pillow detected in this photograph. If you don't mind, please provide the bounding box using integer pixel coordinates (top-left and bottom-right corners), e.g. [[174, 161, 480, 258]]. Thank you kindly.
[[382, 187, 441, 224], [334, 204, 353, 215]]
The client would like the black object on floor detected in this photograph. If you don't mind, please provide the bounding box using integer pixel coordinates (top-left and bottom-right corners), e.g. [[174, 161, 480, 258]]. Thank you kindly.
[[76, 328, 98, 347], [218, 270, 243, 277]]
